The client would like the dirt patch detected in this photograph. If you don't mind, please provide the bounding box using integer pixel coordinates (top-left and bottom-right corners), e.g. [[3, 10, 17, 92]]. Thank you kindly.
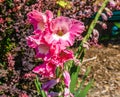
[[81, 43, 120, 97]]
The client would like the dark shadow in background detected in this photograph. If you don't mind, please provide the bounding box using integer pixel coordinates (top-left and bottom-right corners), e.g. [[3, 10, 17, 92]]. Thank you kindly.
[[96, 21, 120, 46], [86, 10, 120, 46]]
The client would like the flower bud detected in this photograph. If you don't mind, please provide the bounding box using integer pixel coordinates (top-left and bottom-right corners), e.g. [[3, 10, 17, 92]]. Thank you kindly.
[[109, 0, 116, 8], [101, 13, 108, 21]]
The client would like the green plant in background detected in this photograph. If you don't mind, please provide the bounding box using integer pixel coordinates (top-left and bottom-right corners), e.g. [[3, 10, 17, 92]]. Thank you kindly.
[[74, 67, 93, 97], [111, 22, 120, 37], [0, 34, 15, 66], [0, 0, 114, 96]]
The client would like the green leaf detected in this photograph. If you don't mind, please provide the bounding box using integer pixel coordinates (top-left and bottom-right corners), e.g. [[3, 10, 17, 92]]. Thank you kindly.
[[75, 79, 93, 97], [56, 66, 60, 78], [75, 44, 83, 58], [79, 49, 85, 62], [34, 76, 41, 94], [79, 66, 91, 90], [114, 22, 120, 28], [57, 10, 61, 16], [34, 76, 46, 97], [64, 60, 74, 71], [75, 66, 92, 97], [70, 64, 80, 93]]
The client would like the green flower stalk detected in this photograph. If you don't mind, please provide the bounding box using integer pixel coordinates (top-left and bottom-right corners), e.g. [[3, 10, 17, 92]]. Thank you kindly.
[[75, 0, 109, 59]]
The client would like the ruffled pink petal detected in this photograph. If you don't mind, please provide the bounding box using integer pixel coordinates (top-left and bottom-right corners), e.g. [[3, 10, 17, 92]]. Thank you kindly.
[[59, 50, 74, 63], [33, 64, 45, 74], [27, 10, 47, 31], [26, 34, 42, 48], [70, 19, 85, 37], [46, 49, 73, 68], [50, 16, 70, 34], [33, 62, 56, 78], [35, 44, 50, 59], [32, 29, 42, 34], [50, 43, 66, 55], [45, 10, 53, 22]]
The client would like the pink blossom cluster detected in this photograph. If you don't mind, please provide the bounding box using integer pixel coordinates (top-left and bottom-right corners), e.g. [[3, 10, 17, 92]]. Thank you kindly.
[[26, 10, 84, 96]]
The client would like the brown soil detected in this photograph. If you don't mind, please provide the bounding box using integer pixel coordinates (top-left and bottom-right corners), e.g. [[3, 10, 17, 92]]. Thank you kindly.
[[81, 42, 120, 97]]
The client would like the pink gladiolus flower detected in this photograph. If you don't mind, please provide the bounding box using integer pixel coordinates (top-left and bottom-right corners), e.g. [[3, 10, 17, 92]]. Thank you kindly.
[[44, 16, 85, 50], [63, 71, 71, 88], [42, 79, 59, 91], [33, 50, 73, 78], [27, 10, 53, 31], [33, 61, 56, 78], [26, 10, 85, 92]]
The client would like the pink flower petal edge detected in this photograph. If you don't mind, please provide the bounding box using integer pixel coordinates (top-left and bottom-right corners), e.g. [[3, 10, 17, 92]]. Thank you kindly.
[[63, 70, 71, 88]]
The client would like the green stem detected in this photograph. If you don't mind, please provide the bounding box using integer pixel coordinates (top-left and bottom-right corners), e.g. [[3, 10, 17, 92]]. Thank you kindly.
[[83, 0, 109, 43], [75, 0, 109, 58], [57, 9, 61, 16], [34, 76, 46, 97], [73, 2, 109, 92]]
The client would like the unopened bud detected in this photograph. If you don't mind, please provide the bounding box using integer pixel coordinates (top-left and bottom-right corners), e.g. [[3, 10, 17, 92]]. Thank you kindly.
[[109, 0, 116, 8]]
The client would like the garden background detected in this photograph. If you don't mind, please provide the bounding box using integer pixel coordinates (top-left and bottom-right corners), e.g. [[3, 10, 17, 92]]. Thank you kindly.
[[0, 0, 120, 97]]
